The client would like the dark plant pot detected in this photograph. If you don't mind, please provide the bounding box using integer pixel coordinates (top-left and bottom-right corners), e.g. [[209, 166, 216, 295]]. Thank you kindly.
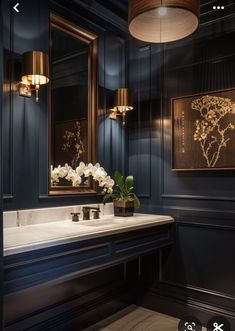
[[113, 200, 134, 217]]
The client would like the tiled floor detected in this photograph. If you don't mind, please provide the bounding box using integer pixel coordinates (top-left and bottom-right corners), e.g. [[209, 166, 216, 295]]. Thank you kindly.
[[84, 305, 207, 331]]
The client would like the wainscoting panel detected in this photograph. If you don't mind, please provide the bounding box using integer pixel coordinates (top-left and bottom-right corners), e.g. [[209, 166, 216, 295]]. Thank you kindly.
[[0, 1, 4, 328], [161, 221, 235, 297], [129, 44, 151, 198]]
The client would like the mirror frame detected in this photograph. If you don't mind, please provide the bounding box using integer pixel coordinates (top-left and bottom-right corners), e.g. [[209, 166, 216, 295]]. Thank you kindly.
[[49, 13, 98, 195]]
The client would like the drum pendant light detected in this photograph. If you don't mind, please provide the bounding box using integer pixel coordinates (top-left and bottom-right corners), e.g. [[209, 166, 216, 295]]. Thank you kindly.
[[128, 0, 200, 43]]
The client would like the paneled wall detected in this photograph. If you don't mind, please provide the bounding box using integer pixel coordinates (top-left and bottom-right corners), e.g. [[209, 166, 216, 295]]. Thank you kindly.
[[2, 1, 133, 330], [0, 1, 4, 328], [2, 0, 128, 211], [129, 0, 235, 326]]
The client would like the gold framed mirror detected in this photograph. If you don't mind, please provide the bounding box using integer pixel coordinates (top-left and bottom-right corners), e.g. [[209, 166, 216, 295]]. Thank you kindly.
[[49, 13, 98, 195]]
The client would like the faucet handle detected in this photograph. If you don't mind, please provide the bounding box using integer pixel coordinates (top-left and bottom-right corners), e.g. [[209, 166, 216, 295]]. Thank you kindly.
[[92, 209, 100, 219], [71, 212, 80, 222]]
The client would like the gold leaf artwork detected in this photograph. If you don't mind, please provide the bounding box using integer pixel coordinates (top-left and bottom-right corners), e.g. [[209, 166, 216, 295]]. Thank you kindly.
[[192, 95, 235, 167]]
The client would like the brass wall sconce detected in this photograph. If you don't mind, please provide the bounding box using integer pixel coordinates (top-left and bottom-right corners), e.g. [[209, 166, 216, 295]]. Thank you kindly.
[[19, 51, 50, 102], [109, 88, 133, 126]]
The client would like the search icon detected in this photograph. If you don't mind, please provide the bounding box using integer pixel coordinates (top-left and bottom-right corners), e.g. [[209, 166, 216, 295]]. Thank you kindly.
[[178, 316, 202, 331], [185, 322, 196, 331]]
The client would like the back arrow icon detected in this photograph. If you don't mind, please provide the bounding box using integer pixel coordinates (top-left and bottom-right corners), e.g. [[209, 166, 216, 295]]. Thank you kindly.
[[13, 3, 19, 13]]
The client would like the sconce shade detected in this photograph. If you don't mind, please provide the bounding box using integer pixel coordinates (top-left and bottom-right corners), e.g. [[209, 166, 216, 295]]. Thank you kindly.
[[21, 51, 50, 85], [128, 0, 200, 43], [114, 88, 133, 111]]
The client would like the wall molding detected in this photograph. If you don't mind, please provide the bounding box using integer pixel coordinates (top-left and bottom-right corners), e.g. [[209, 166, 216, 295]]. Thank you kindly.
[[3, 195, 14, 201], [137, 288, 235, 328], [160, 205, 235, 218], [176, 220, 235, 231], [161, 194, 235, 202], [158, 280, 235, 304], [200, 13, 235, 27], [150, 287, 235, 315], [72, 0, 128, 33], [2, 1, 14, 200]]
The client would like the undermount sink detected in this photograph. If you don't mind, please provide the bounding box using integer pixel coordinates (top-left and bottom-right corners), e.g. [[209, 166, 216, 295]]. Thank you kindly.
[[80, 219, 117, 226]]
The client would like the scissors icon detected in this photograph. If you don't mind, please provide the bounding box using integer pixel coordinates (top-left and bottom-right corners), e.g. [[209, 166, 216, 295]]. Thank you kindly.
[[213, 322, 224, 331]]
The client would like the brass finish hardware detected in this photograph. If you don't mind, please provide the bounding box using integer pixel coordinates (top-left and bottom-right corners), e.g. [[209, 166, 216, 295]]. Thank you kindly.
[[71, 212, 80, 222], [82, 206, 100, 220], [20, 51, 50, 102], [82, 207, 92, 220], [92, 208, 101, 219], [109, 88, 133, 126]]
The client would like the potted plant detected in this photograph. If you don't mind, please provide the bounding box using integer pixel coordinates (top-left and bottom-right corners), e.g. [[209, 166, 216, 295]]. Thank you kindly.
[[103, 171, 140, 217]]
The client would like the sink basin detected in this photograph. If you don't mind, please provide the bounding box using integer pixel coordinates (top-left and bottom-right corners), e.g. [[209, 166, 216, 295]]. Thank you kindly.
[[80, 219, 114, 227]]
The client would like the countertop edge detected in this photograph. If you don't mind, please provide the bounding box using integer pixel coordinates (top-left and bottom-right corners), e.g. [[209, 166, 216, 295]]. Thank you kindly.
[[4, 215, 174, 256]]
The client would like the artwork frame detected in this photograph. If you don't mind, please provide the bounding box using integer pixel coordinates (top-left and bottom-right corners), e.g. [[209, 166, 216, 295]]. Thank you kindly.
[[171, 88, 235, 171]]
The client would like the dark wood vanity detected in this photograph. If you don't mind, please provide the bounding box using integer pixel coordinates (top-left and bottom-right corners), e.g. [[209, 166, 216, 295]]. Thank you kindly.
[[3, 217, 174, 330], [4, 219, 174, 294]]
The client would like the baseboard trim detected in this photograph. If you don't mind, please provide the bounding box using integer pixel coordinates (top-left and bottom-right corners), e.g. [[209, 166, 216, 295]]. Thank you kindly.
[[159, 280, 235, 302], [135, 288, 235, 329]]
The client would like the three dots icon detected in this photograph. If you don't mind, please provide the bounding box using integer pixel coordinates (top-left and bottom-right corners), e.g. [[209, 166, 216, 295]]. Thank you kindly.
[[213, 5, 225, 10]]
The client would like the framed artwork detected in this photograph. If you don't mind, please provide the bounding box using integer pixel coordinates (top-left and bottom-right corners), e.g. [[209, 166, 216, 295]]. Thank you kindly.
[[172, 88, 235, 170]]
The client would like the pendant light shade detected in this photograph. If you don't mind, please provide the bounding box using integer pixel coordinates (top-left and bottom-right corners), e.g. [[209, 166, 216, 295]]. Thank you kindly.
[[128, 0, 200, 43]]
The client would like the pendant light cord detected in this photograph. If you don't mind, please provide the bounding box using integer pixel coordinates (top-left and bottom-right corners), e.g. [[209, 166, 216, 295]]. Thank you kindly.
[[160, 0, 163, 42]]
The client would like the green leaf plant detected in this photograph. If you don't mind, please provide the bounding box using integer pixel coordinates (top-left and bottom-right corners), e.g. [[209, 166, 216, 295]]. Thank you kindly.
[[103, 171, 140, 209]]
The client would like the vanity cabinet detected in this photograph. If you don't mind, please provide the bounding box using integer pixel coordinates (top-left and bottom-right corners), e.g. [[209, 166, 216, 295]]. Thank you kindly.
[[4, 223, 174, 295], [3, 217, 174, 330]]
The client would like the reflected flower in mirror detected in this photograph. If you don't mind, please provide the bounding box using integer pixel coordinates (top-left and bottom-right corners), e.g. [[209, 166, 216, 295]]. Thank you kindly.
[[51, 162, 114, 193], [62, 121, 85, 168]]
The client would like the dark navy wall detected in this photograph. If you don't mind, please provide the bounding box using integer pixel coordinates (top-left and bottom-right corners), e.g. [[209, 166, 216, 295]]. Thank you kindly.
[[129, 0, 235, 326], [2, 0, 128, 211], [0, 0, 3, 327], [2, 0, 235, 328], [1, 1, 132, 330]]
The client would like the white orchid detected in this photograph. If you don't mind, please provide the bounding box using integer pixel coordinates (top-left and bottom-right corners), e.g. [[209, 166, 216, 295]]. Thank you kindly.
[[51, 162, 114, 193], [75, 162, 86, 176], [83, 163, 94, 177]]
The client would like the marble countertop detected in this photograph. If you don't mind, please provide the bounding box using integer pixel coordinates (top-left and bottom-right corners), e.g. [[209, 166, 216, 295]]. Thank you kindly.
[[4, 214, 174, 256]]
